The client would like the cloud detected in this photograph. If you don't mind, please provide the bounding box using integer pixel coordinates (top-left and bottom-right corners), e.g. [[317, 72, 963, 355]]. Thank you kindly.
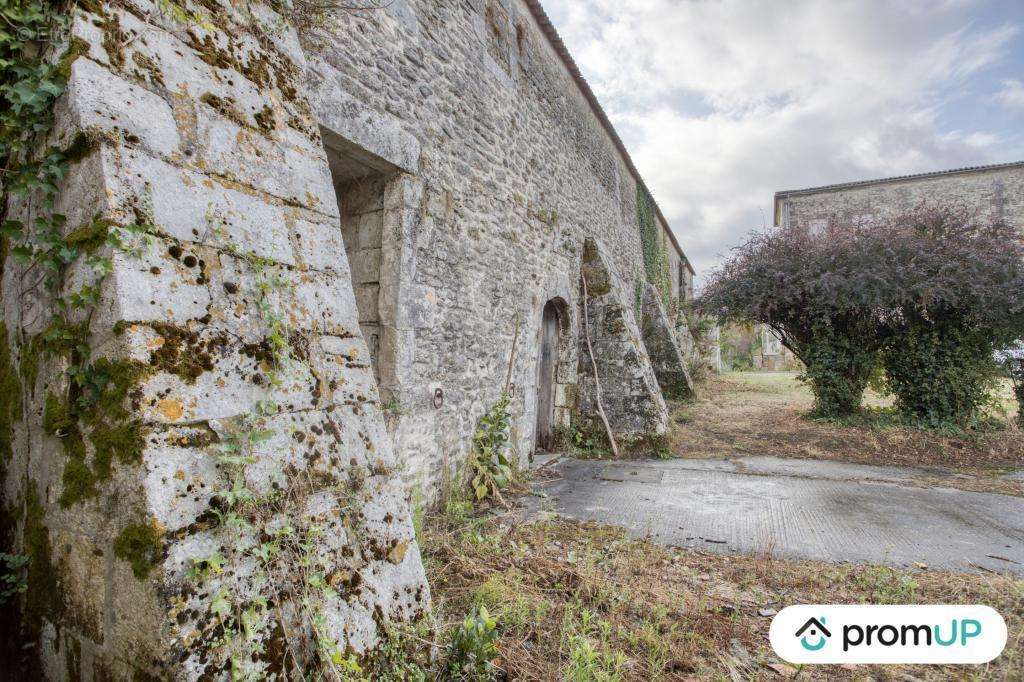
[[544, 0, 1021, 284], [996, 79, 1024, 109]]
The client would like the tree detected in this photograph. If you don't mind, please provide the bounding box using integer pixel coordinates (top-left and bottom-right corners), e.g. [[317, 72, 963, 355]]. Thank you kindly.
[[865, 204, 1024, 426], [698, 220, 883, 417], [700, 202, 1024, 426]]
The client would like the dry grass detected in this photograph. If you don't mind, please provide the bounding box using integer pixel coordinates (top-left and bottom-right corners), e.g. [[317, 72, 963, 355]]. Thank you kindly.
[[424, 513, 1024, 681], [668, 372, 1024, 496]]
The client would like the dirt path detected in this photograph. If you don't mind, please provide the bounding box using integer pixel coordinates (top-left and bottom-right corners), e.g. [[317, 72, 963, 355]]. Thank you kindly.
[[668, 372, 1024, 496]]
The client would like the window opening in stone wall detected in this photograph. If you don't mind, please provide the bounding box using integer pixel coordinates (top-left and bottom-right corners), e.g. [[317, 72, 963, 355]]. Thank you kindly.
[[323, 138, 396, 386]]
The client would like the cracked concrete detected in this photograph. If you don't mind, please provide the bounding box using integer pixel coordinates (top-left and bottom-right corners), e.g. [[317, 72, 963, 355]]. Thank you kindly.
[[526, 456, 1024, 576]]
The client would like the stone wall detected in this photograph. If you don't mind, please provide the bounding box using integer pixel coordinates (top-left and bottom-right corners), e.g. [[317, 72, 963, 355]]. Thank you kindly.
[[1, 0, 428, 677], [1, 0, 697, 675], [775, 163, 1024, 230], [300, 0, 691, 488]]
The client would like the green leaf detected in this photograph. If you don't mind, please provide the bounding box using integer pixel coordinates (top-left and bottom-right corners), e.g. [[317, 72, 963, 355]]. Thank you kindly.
[[0, 220, 23, 239], [10, 245, 33, 263]]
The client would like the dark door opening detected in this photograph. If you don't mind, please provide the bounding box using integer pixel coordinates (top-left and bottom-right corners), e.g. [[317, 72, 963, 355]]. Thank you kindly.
[[536, 300, 560, 451]]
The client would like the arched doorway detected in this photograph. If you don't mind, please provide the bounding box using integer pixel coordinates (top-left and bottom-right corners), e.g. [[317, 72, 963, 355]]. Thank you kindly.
[[536, 300, 561, 451]]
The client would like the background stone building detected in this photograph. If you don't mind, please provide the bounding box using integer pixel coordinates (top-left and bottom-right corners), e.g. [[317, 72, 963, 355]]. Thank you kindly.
[[306, 0, 696, 483], [774, 160, 1024, 230], [765, 161, 1024, 379], [0, 0, 695, 676]]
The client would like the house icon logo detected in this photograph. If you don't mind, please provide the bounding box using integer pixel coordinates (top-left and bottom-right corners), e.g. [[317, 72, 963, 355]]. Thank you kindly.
[[795, 616, 831, 651]]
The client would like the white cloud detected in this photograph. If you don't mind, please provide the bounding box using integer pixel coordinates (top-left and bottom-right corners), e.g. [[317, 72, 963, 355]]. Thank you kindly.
[[544, 0, 1020, 284], [996, 79, 1024, 109]]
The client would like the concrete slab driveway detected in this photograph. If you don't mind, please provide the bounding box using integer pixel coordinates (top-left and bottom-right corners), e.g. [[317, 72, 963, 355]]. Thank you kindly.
[[527, 456, 1024, 576]]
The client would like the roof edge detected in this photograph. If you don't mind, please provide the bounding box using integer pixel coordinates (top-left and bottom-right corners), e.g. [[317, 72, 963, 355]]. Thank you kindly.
[[522, 0, 693, 276], [774, 160, 1024, 200]]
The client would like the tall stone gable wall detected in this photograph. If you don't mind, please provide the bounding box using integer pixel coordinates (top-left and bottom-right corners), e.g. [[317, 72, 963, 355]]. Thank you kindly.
[[302, 0, 676, 488], [2, 0, 429, 678], [777, 164, 1024, 230]]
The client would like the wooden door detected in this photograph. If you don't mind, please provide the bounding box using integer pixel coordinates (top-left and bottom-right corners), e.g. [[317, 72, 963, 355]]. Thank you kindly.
[[536, 301, 560, 451]]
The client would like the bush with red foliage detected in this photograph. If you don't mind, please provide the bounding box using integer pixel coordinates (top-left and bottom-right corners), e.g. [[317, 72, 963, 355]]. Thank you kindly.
[[699, 202, 1024, 425]]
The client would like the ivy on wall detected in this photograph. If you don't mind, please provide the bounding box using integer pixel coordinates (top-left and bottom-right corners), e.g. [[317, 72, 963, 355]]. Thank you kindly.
[[636, 184, 673, 310]]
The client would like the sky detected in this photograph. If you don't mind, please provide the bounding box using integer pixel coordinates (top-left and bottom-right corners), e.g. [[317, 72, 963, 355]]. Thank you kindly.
[[543, 0, 1024, 286]]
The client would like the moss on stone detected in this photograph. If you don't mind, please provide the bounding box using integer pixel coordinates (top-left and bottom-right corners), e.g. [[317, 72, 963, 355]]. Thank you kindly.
[[53, 357, 150, 503], [0, 323, 21, 461], [57, 36, 91, 80], [58, 440, 96, 509], [130, 51, 165, 88], [80, 358, 148, 425], [20, 320, 89, 391], [76, 0, 106, 16], [62, 131, 98, 166], [64, 218, 117, 254], [199, 92, 249, 128], [23, 484, 62, 636], [100, 12, 126, 72], [147, 323, 221, 384], [43, 392, 73, 434], [88, 419, 145, 477], [113, 522, 162, 580], [254, 105, 275, 134]]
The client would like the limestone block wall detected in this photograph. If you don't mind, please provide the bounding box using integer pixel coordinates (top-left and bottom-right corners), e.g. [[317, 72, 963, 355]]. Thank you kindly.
[[775, 163, 1024, 230], [301, 0, 688, 488], [1, 0, 428, 678]]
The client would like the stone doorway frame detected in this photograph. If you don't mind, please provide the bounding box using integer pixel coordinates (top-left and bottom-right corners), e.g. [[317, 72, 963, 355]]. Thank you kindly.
[[314, 85, 423, 414], [531, 295, 574, 453]]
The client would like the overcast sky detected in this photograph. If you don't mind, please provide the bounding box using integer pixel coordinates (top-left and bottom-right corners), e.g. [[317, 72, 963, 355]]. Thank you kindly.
[[543, 0, 1024, 285]]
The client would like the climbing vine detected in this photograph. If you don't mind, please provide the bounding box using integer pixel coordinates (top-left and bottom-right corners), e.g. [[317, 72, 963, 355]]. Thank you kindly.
[[636, 185, 672, 310], [1, 3, 162, 510]]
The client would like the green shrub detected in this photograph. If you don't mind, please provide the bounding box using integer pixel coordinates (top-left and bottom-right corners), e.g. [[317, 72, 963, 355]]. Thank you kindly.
[[701, 202, 1024, 425], [446, 606, 500, 680], [882, 324, 997, 427], [469, 394, 513, 502], [699, 221, 882, 416], [802, 325, 878, 418]]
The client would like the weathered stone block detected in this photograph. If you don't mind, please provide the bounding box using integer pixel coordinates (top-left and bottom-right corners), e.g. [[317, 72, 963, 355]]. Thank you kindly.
[[105, 149, 296, 266], [53, 58, 180, 158]]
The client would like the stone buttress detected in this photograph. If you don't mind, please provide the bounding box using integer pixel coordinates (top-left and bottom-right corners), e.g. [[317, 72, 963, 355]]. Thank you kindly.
[[0, 0, 429, 678], [640, 282, 694, 400], [577, 239, 669, 452]]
